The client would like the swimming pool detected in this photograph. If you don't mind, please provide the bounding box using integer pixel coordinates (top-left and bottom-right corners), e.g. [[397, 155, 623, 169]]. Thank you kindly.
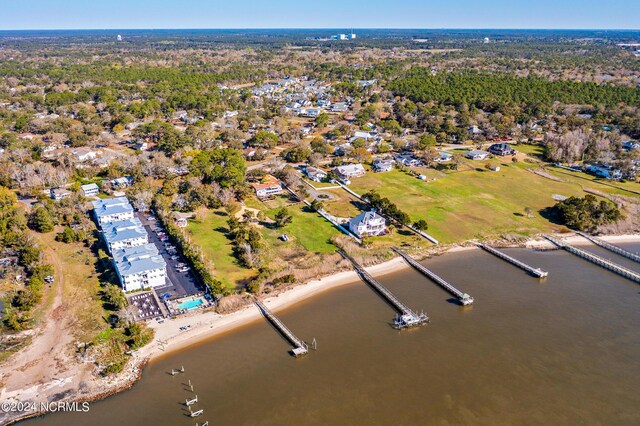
[[177, 299, 204, 310]]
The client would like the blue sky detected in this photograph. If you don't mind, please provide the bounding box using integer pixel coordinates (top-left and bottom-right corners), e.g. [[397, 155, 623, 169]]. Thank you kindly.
[[1, 0, 638, 30]]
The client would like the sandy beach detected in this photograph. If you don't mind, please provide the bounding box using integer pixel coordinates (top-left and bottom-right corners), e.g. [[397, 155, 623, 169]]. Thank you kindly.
[[141, 232, 640, 362], [138, 255, 409, 361]]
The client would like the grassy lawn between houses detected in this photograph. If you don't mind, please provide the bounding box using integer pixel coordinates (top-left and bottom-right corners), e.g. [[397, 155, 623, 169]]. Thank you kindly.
[[186, 211, 256, 290], [348, 162, 589, 244], [186, 200, 342, 288]]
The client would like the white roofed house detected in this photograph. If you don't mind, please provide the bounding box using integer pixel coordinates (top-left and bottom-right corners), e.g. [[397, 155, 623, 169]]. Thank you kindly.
[[92, 197, 135, 228], [372, 158, 394, 172], [331, 102, 348, 112], [305, 167, 327, 182], [71, 147, 98, 162], [113, 244, 167, 292], [465, 150, 490, 160], [102, 218, 148, 254], [334, 163, 366, 184], [50, 188, 72, 201], [349, 210, 387, 238], [433, 152, 453, 163], [81, 183, 99, 197]]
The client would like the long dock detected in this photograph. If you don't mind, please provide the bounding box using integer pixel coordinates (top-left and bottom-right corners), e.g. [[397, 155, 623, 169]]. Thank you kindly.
[[576, 232, 640, 263], [476, 243, 548, 278], [338, 250, 429, 329], [544, 235, 640, 284], [253, 298, 308, 357], [392, 247, 474, 305]]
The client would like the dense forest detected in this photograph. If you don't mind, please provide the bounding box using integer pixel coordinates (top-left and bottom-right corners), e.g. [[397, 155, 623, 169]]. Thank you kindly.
[[389, 69, 640, 111]]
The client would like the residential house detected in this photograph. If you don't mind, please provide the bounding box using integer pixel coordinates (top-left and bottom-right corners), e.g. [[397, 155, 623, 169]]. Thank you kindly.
[[331, 102, 348, 113], [433, 152, 453, 163], [394, 153, 423, 167], [81, 183, 99, 197], [349, 131, 376, 143], [349, 210, 387, 238], [304, 108, 322, 117], [468, 126, 484, 137], [334, 164, 366, 183], [50, 188, 72, 201], [133, 141, 149, 151], [466, 150, 490, 160], [110, 176, 133, 188], [305, 167, 327, 182], [72, 148, 98, 162], [623, 141, 640, 151], [587, 164, 622, 180], [488, 143, 516, 156], [251, 175, 284, 199], [372, 159, 394, 172]]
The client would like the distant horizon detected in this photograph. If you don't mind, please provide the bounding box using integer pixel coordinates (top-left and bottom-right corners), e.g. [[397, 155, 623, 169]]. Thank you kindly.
[[1, 27, 639, 32], [2, 0, 639, 32]]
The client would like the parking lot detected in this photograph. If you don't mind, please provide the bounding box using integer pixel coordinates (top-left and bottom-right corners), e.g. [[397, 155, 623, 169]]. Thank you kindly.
[[136, 212, 203, 301]]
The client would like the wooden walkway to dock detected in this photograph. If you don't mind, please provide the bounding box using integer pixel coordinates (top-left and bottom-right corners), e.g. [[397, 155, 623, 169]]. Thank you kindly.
[[544, 235, 640, 284], [253, 298, 309, 357], [338, 250, 429, 328], [392, 247, 474, 305], [576, 232, 640, 264], [476, 244, 548, 278]]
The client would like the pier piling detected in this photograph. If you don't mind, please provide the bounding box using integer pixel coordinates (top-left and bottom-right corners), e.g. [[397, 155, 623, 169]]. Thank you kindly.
[[338, 249, 429, 328], [253, 297, 310, 357], [392, 247, 474, 305], [544, 235, 640, 284], [576, 232, 640, 263], [476, 244, 548, 278]]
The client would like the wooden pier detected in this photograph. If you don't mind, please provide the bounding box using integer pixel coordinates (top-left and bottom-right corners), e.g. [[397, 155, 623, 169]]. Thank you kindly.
[[476, 243, 548, 278], [253, 298, 309, 357], [392, 247, 474, 305], [576, 232, 640, 263], [544, 235, 640, 284], [338, 250, 429, 328]]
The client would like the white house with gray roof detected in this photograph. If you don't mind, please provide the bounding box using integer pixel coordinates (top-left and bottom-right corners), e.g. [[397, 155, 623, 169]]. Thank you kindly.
[[92, 197, 134, 227], [102, 218, 148, 254], [349, 210, 387, 238], [113, 244, 167, 292]]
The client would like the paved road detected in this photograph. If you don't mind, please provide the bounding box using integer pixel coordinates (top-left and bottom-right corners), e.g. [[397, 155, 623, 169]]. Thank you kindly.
[[136, 212, 202, 300]]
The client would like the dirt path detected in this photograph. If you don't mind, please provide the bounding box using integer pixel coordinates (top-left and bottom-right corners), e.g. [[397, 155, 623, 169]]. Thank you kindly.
[[0, 242, 92, 424]]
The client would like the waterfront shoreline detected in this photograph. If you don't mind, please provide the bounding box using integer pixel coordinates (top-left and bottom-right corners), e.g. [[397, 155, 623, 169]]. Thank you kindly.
[[5, 232, 640, 425], [140, 232, 640, 362]]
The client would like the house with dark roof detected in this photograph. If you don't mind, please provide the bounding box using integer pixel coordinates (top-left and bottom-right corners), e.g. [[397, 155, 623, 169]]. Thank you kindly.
[[488, 143, 516, 156]]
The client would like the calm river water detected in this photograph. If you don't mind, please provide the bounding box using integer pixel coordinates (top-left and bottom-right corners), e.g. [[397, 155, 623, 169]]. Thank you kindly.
[[25, 243, 640, 425]]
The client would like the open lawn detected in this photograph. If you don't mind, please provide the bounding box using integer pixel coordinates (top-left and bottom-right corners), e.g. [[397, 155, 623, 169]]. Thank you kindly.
[[186, 210, 256, 289], [547, 167, 640, 197], [348, 163, 589, 243], [261, 201, 341, 254]]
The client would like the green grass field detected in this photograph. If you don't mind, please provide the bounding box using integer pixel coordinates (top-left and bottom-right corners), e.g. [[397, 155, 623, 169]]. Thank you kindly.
[[262, 202, 341, 254], [348, 162, 589, 243], [186, 210, 256, 289], [187, 199, 342, 287]]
